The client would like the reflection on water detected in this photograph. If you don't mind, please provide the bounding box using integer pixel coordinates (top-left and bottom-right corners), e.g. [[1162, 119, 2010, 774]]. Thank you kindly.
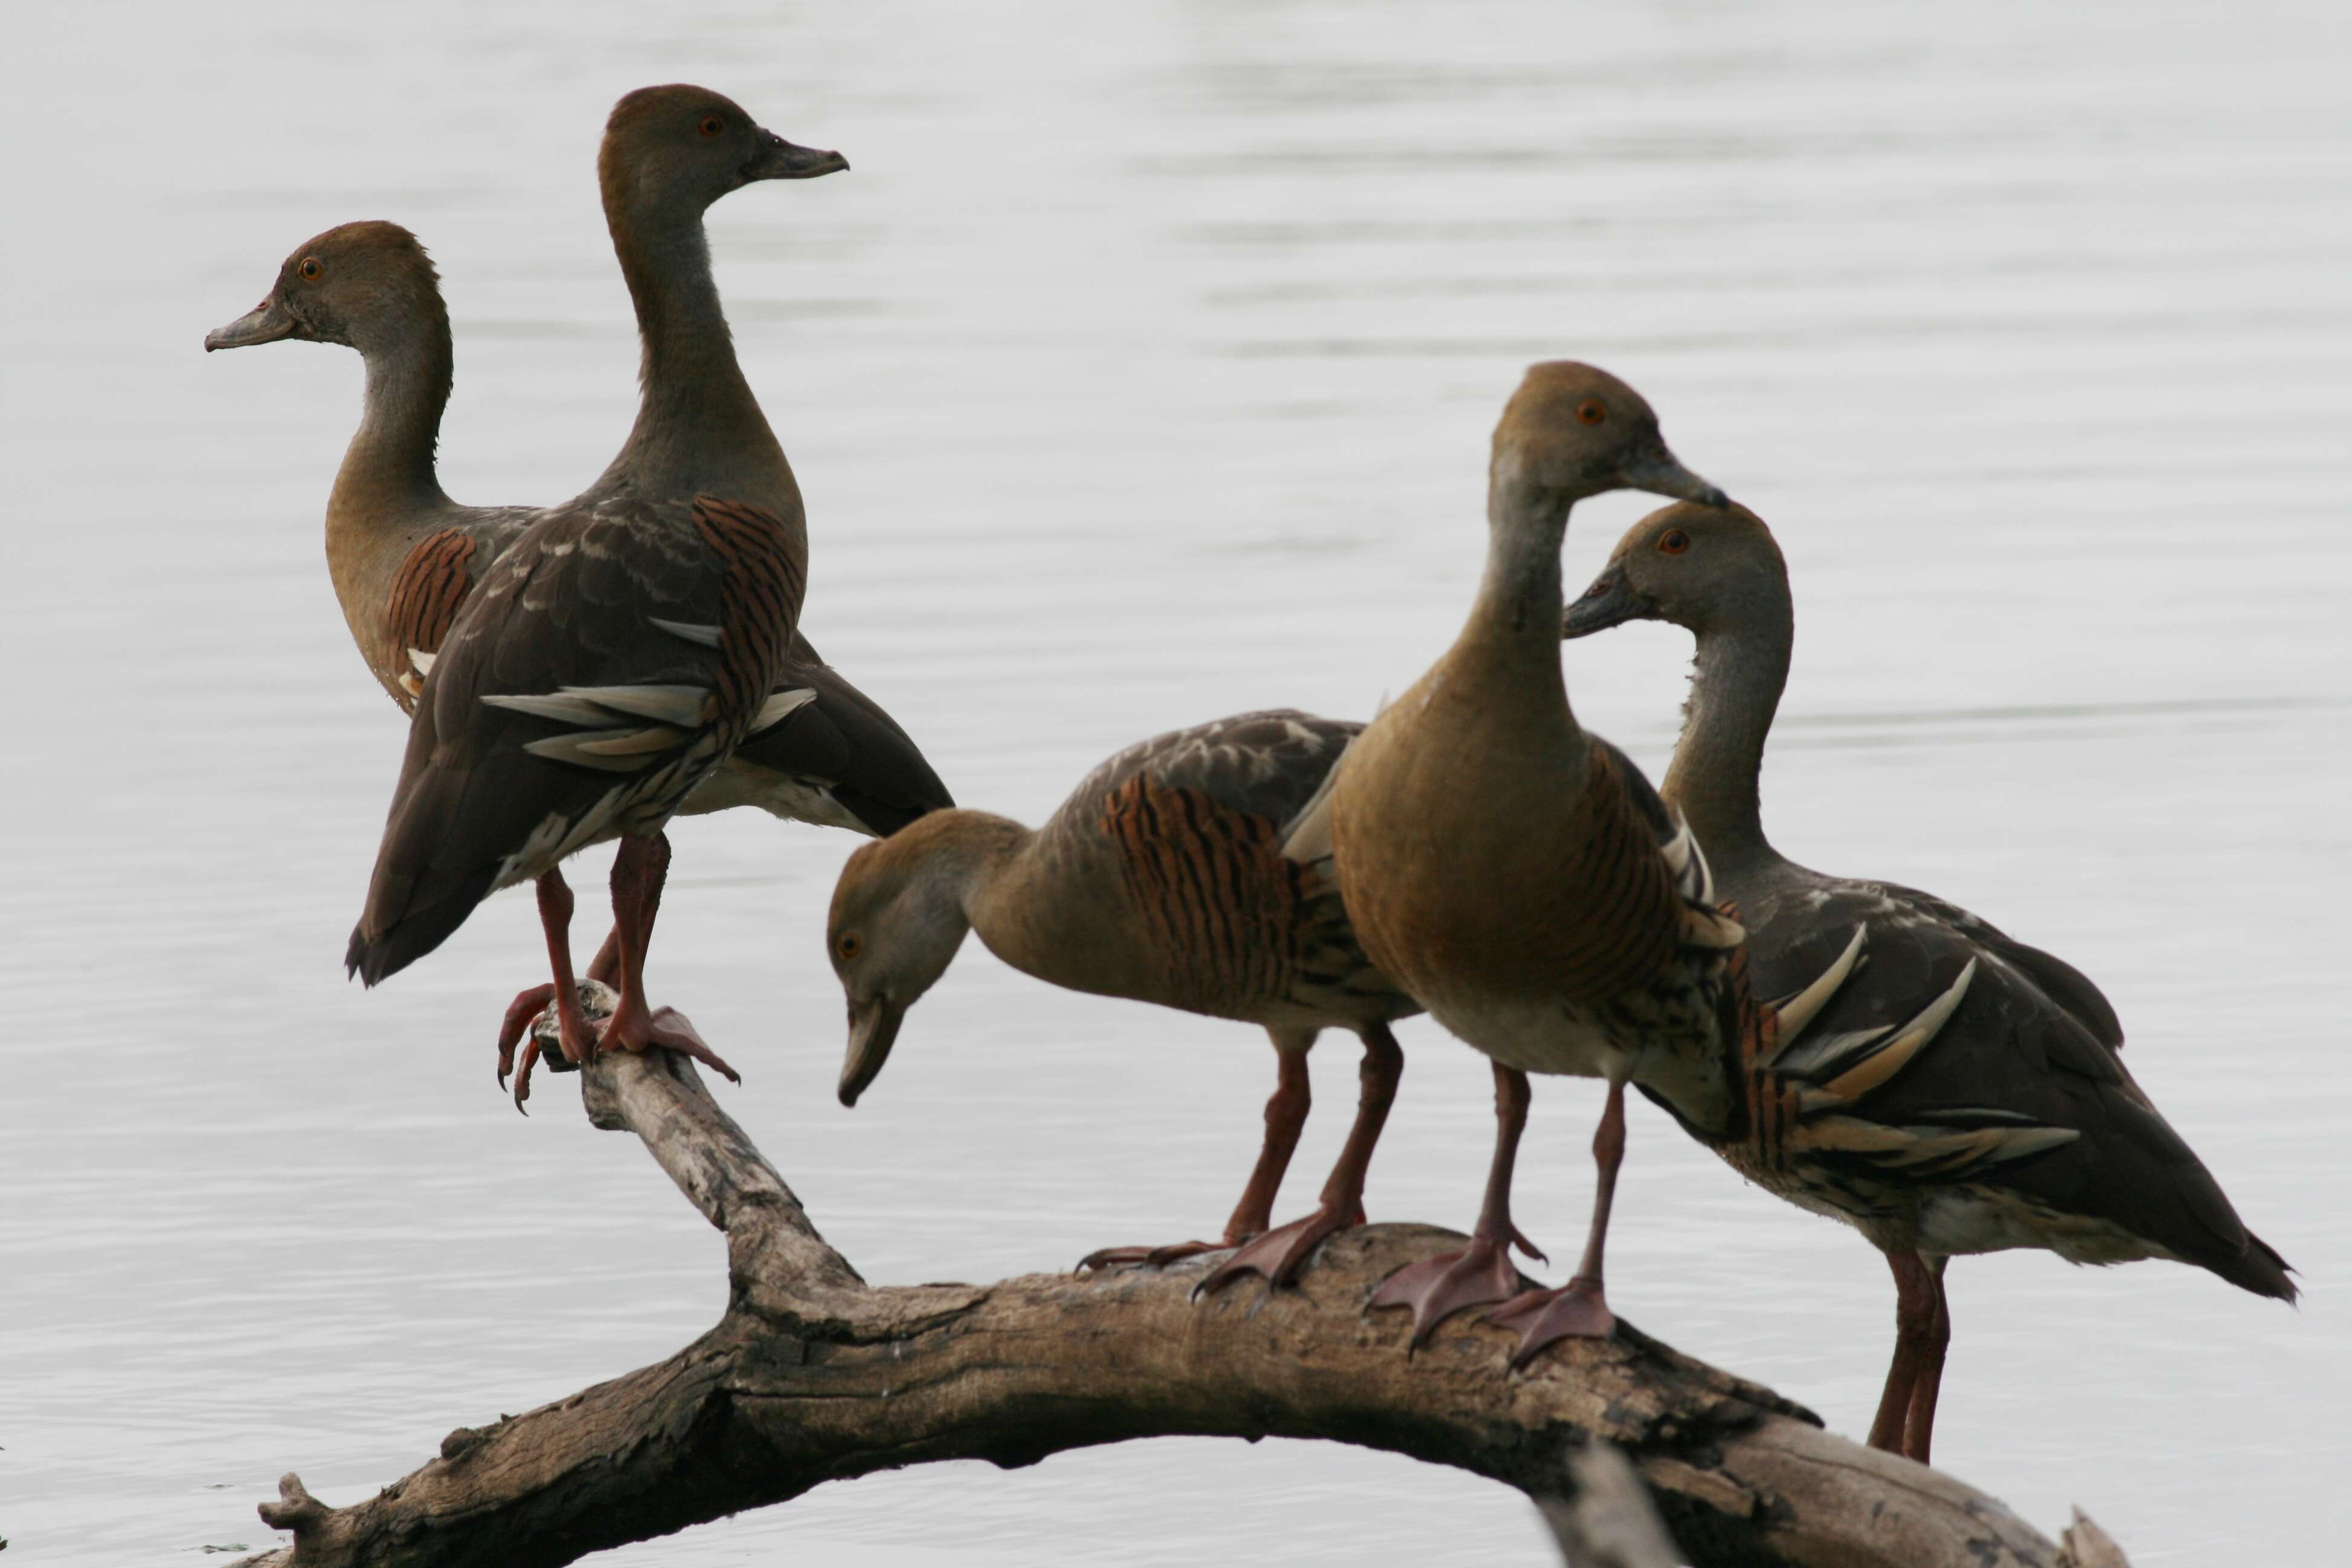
[[2, 2, 2347, 1564]]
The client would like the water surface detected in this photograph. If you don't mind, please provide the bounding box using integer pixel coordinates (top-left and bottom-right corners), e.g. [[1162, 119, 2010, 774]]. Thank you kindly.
[[3, 2, 2348, 1562]]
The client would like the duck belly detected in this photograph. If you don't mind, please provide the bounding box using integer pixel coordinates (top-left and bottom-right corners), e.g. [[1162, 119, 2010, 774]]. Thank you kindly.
[[681, 759, 870, 834], [1913, 1184, 2176, 1267], [1424, 991, 1626, 1080]]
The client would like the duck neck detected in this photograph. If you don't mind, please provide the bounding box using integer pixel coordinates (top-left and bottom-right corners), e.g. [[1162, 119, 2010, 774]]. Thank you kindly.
[[903, 810, 1026, 944], [1460, 463, 1584, 734], [328, 306, 455, 532], [953, 811, 1148, 992], [598, 197, 785, 497], [1662, 595, 1792, 874]]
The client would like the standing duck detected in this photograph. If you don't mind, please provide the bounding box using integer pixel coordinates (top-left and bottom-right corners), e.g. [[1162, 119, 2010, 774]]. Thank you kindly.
[[202, 223, 947, 841], [825, 711, 1519, 1292], [1561, 500, 2295, 1461], [1322, 361, 1769, 1362], [345, 487, 806, 1086], [337, 87, 835, 1080], [206, 87, 952, 1091]]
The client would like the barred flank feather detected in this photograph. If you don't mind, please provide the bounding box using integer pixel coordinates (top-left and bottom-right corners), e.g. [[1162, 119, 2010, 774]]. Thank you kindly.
[[383, 528, 477, 701]]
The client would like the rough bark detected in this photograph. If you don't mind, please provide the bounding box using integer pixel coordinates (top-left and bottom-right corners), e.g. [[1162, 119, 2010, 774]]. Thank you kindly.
[[235, 1040, 2134, 1568]]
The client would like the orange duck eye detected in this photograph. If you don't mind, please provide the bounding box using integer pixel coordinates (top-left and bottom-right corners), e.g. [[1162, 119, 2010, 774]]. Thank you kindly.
[[1657, 529, 1690, 555], [837, 933, 863, 961], [699, 114, 724, 137], [1575, 399, 1606, 425], [298, 256, 324, 281]]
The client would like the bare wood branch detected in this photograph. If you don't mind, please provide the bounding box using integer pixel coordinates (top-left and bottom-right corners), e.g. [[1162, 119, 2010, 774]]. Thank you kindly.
[[234, 1044, 2131, 1568], [1538, 1444, 1682, 1568], [2057, 1510, 2134, 1568]]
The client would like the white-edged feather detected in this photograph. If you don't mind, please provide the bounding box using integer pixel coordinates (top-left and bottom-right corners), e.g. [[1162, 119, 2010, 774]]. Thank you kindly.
[[483, 691, 629, 727], [748, 687, 817, 736], [484, 684, 713, 728], [1278, 746, 1349, 866], [650, 618, 724, 649], [1767, 926, 1869, 1049], [521, 733, 664, 772]]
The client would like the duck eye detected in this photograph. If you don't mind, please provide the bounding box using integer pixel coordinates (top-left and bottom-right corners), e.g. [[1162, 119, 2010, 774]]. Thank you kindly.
[[699, 114, 725, 138], [1657, 529, 1691, 556], [837, 932, 863, 961], [1575, 399, 1607, 425], [298, 257, 324, 282]]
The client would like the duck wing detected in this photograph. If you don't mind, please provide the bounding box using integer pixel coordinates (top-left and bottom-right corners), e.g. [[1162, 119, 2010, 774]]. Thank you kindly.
[[1740, 882, 2290, 1299], [381, 505, 546, 708], [724, 632, 955, 837], [1071, 710, 1392, 1021], [1074, 709, 1363, 831], [1878, 880, 2125, 1051], [346, 494, 803, 984]]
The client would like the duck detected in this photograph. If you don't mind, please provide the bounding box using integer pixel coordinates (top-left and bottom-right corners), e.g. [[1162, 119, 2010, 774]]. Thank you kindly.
[[1319, 361, 1779, 1364], [201, 222, 946, 835], [333, 87, 846, 1085], [825, 710, 1540, 1293], [345, 486, 805, 1090], [1560, 500, 2295, 1462], [205, 86, 952, 1094]]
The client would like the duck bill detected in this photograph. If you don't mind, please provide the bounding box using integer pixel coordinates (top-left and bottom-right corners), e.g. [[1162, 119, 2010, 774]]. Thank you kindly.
[[746, 130, 849, 182], [1561, 564, 1651, 639], [837, 996, 906, 1108], [1617, 445, 1728, 510], [204, 298, 300, 351]]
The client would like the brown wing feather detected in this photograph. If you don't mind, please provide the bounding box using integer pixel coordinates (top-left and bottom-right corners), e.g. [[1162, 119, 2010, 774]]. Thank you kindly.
[[692, 495, 806, 730], [383, 529, 477, 696], [346, 494, 802, 985], [1099, 773, 1395, 1023], [1103, 776, 1299, 1014]]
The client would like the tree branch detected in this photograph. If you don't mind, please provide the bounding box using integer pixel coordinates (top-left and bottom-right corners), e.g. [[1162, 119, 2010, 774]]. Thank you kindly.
[[235, 1033, 2132, 1568]]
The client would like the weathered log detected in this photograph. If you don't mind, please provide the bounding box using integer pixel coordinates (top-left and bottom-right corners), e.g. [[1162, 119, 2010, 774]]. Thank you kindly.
[[234, 1033, 2133, 1568], [1538, 1444, 1682, 1567]]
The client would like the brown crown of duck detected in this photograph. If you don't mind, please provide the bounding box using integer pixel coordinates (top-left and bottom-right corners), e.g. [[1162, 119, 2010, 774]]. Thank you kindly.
[[598, 83, 848, 222], [1487, 362, 1728, 512], [204, 220, 446, 356]]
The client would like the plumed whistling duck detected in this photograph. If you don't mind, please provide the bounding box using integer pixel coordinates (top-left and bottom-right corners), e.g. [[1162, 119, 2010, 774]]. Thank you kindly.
[[1561, 500, 2295, 1461], [1321, 361, 1849, 1364], [205, 217, 950, 1099], [341, 87, 852, 1090], [826, 711, 1537, 1293]]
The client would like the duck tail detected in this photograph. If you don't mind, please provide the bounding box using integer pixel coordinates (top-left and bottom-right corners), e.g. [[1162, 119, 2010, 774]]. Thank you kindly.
[[2208, 1229, 2298, 1304], [345, 866, 495, 987], [344, 736, 502, 987]]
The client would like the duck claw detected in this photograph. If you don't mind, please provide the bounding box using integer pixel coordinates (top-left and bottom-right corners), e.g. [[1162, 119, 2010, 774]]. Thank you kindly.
[[1485, 1276, 1614, 1367], [1370, 1235, 1532, 1350], [1195, 1202, 1360, 1297], [1076, 1239, 1223, 1274]]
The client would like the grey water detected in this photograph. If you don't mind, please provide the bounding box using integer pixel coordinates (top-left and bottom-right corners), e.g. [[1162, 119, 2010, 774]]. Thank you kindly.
[[2, 1, 2348, 1562]]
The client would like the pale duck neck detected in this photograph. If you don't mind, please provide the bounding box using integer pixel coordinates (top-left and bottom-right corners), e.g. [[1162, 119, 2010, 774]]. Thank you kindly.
[[327, 309, 456, 535], [1456, 459, 1590, 759], [591, 198, 789, 503], [324, 308, 459, 643], [945, 810, 1163, 999], [1662, 587, 1793, 877]]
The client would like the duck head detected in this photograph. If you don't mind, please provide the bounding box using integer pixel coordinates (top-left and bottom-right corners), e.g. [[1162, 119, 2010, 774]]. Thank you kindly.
[[1491, 361, 1728, 515], [1562, 500, 1786, 639], [599, 83, 847, 224], [826, 818, 979, 1108], [204, 220, 442, 354]]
